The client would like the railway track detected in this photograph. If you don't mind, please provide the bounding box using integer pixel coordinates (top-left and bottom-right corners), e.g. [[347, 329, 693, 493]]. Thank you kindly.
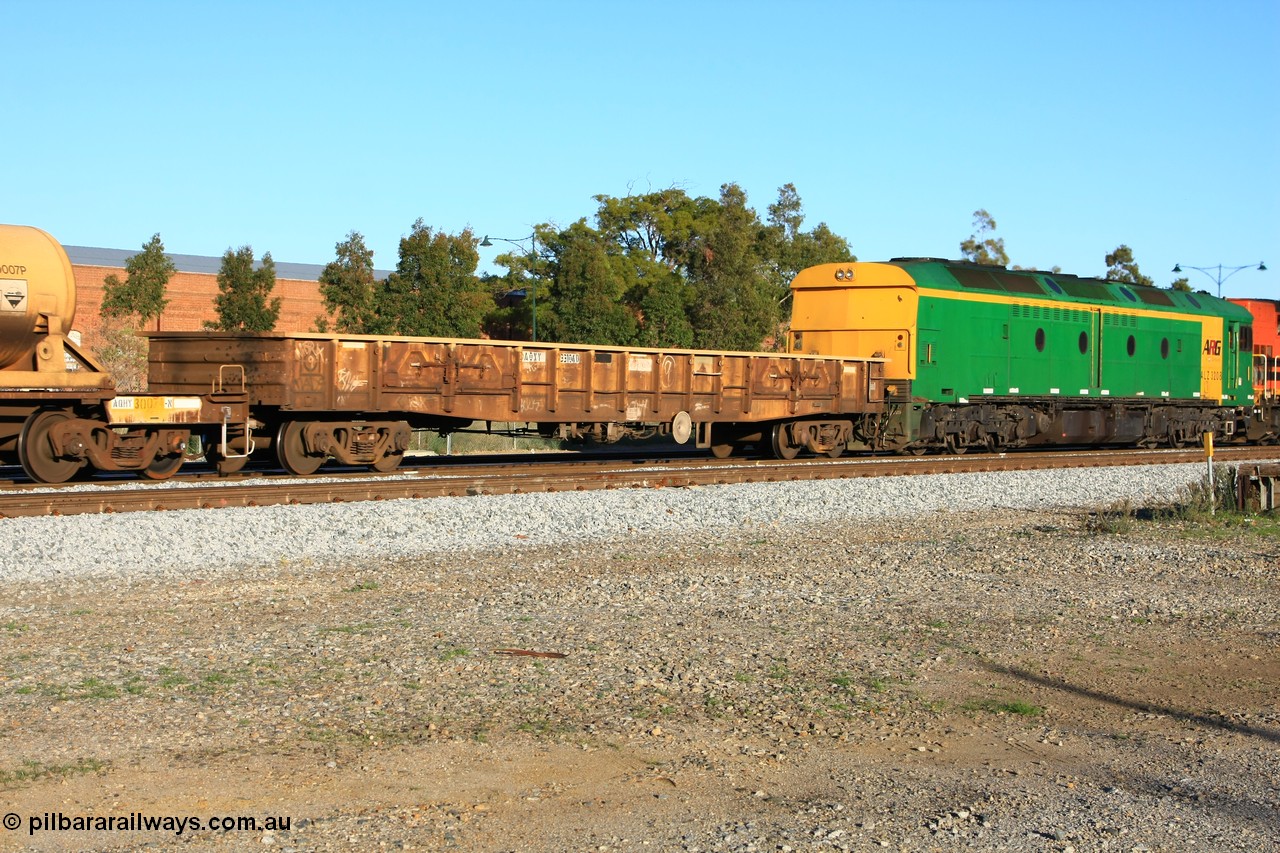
[[0, 446, 1274, 519]]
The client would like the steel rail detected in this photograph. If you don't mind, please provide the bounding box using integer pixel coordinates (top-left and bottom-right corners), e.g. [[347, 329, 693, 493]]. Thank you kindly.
[[0, 446, 1275, 519]]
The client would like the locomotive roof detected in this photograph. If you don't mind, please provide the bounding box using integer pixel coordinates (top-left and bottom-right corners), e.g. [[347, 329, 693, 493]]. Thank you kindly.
[[886, 258, 1253, 322]]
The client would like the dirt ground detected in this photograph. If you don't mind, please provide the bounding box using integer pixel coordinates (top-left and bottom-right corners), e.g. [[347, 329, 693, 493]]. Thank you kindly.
[[1, 509, 1277, 851]]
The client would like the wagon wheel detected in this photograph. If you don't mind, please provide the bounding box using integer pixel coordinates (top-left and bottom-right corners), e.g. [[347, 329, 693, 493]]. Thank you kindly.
[[825, 442, 846, 459], [277, 421, 326, 476], [142, 450, 185, 480], [206, 433, 250, 475], [371, 449, 404, 473], [17, 409, 86, 484], [770, 423, 801, 460], [710, 442, 735, 459]]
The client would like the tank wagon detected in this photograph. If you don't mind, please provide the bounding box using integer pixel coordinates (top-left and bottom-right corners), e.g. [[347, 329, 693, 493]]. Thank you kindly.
[[788, 260, 1276, 452], [145, 332, 887, 473], [0, 224, 250, 483]]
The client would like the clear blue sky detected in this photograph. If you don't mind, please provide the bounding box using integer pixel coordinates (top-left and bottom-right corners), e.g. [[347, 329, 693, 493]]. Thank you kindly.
[[6, 0, 1277, 299]]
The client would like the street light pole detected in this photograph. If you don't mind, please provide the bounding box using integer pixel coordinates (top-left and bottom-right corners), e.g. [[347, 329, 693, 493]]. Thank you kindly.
[[480, 232, 538, 341], [1171, 262, 1266, 298]]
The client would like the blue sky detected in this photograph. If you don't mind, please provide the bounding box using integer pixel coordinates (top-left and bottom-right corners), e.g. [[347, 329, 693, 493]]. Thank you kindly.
[[6, 0, 1277, 299]]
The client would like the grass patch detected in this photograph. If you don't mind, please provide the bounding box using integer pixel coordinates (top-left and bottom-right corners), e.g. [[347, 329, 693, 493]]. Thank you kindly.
[[0, 758, 108, 789]]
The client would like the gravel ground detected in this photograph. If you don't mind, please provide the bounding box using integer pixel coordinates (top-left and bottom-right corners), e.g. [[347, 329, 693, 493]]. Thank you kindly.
[[0, 461, 1277, 852], [0, 462, 1244, 581]]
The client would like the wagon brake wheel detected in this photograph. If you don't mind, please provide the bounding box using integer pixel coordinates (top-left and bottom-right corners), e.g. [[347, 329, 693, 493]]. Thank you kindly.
[[277, 421, 326, 476], [17, 409, 86, 484], [770, 423, 801, 460]]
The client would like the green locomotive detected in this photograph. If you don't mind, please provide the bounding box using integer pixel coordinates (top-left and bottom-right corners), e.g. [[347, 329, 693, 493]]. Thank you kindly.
[[788, 259, 1266, 453]]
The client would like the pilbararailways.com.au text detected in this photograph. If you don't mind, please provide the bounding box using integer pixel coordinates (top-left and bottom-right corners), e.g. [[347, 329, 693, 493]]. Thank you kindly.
[[4, 811, 292, 836]]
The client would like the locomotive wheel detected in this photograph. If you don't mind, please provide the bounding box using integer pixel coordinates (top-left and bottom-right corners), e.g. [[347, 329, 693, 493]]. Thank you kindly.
[[142, 452, 185, 480], [944, 433, 968, 455], [770, 424, 800, 460], [277, 421, 325, 475], [17, 409, 86, 484]]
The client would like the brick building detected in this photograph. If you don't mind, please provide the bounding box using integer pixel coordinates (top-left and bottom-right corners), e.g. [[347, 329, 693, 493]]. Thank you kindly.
[[64, 245, 350, 353]]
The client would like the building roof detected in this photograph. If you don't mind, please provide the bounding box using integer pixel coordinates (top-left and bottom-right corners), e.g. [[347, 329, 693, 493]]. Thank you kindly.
[[64, 245, 390, 281]]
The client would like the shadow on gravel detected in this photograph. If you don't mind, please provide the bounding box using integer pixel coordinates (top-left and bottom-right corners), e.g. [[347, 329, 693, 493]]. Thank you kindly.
[[979, 661, 1280, 745]]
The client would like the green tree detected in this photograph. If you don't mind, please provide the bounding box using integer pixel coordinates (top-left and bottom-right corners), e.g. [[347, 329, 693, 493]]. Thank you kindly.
[[207, 246, 281, 332], [540, 221, 637, 345], [960, 209, 1010, 266], [763, 183, 853, 304], [1171, 276, 1192, 292], [686, 184, 777, 351], [1103, 245, 1154, 286], [318, 231, 378, 333], [99, 233, 174, 327], [375, 219, 486, 337]]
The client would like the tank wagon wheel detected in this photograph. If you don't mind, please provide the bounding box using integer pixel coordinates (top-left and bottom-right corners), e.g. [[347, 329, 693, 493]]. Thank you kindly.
[[142, 451, 185, 481], [277, 421, 326, 476], [17, 409, 86, 484], [770, 423, 801, 460]]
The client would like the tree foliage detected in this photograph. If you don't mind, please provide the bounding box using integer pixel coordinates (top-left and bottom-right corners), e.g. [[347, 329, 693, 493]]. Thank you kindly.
[[377, 219, 487, 338], [99, 233, 174, 326], [1103, 244, 1154, 287], [960, 209, 1010, 266], [318, 231, 378, 333], [483, 183, 845, 351], [539, 221, 637, 345], [207, 246, 281, 332]]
